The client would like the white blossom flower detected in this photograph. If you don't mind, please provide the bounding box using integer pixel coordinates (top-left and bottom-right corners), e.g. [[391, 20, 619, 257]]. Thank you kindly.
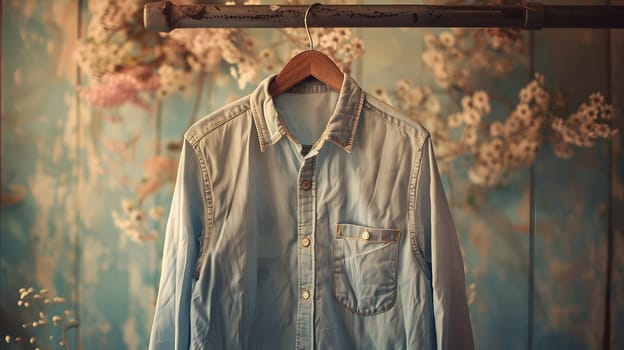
[[534, 72, 545, 85], [432, 64, 451, 88], [424, 34, 438, 48], [408, 87, 429, 106], [446, 47, 464, 61], [112, 211, 132, 230], [490, 121, 504, 137], [596, 124, 612, 138], [425, 96, 441, 114], [585, 105, 599, 120], [318, 34, 331, 50], [472, 91, 490, 115], [439, 31, 456, 47], [156, 65, 194, 99], [236, 62, 259, 90], [258, 48, 273, 60], [129, 210, 144, 222], [372, 88, 392, 106], [52, 315, 63, 326], [534, 88, 549, 110], [553, 140, 573, 159], [519, 87, 532, 103], [602, 104, 615, 119], [422, 49, 443, 66], [461, 95, 472, 112], [148, 206, 166, 220], [515, 103, 532, 123], [341, 43, 353, 56], [350, 37, 365, 55], [121, 199, 134, 213], [468, 164, 488, 185], [527, 80, 539, 94], [448, 113, 463, 128], [463, 110, 481, 126], [326, 31, 341, 51], [126, 229, 143, 242], [396, 79, 411, 95], [464, 127, 478, 145], [504, 116, 522, 136], [337, 28, 352, 40]]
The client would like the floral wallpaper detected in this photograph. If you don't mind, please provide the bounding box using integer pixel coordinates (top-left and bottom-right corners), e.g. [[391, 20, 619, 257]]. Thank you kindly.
[[1, 0, 623, 349]]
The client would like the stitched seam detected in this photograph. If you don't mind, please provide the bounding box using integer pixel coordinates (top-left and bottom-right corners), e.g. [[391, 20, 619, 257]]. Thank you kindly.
[[338, 237, 398, 243], [190, 107, 250, 147], [344, 91, 365, 150], [409, 134, 431, 280], [192, 143, 214, 281], [363, 100, 418, 138], [336, 223, 400, 242], [251, 100, 270, 150], [332, 229, 401, 317]]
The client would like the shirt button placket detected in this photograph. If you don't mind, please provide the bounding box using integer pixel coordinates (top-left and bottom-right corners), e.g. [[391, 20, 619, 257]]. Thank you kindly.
[[295, 157, 316, 350]]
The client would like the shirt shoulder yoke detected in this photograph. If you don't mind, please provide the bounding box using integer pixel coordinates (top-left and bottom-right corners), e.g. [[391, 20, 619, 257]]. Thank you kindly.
[[184, 95, 252, 145], [363, 93, 431, 141]]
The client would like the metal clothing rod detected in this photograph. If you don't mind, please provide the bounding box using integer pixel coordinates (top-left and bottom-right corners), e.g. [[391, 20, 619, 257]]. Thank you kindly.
[[144, 1, 624, 32]]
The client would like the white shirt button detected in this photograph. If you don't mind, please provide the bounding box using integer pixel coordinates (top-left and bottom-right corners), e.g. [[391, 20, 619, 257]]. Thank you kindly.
[[361, 230, 370, 240], [301, 236, 311, 247], [301, 289, 311, 300]]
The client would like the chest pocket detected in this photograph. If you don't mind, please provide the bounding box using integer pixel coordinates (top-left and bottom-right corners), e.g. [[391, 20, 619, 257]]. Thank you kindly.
[[333, 223, 400, 316]]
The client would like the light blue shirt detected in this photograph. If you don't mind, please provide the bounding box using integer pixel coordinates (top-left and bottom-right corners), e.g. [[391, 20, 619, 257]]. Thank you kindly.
[[149, 73, 474, 350]]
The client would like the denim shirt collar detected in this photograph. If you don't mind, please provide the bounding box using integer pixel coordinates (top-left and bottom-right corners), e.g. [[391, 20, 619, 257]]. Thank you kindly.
[[250, 72, 365, 153]]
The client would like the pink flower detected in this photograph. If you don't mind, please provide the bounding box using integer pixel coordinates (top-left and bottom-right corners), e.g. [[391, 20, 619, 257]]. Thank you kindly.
[[79, 70, 159, 110], [135, 179, 163, 202], [135, 155, 178, 200], [142, 155, 178, 180]]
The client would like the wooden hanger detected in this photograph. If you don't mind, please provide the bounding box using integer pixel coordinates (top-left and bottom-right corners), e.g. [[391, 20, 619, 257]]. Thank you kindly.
[[269, 3, 344, 97]]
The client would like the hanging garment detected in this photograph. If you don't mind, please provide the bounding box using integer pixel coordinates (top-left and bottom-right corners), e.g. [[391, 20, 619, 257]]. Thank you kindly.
[[148, 73, 474, 350]]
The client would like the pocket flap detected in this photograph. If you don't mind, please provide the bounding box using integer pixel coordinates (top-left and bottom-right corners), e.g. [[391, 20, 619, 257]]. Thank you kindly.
[[336, 223, 400, 242]]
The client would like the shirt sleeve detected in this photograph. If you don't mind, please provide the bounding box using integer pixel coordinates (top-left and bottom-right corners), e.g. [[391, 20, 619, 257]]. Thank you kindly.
[[149, 138, 205, 350], [413, 136, 474, 350]]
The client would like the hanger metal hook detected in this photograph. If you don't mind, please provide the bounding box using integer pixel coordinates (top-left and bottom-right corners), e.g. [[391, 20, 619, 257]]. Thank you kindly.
[[304, 3, 321, 51]]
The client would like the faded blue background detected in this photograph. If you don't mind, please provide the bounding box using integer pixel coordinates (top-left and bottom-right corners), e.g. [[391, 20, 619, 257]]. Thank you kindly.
[[1, 0, 623, 349]]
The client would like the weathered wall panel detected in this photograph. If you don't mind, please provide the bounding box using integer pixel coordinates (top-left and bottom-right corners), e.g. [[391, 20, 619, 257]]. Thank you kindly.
[[608, 0, 624, 347], [532, 0, 611, 348], [1, 1, 80, 349], [1, 1, 623, 349]]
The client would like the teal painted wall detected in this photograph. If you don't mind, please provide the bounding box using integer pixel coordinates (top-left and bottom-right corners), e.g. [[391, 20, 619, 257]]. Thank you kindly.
[[1, 0, 623, 349]]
